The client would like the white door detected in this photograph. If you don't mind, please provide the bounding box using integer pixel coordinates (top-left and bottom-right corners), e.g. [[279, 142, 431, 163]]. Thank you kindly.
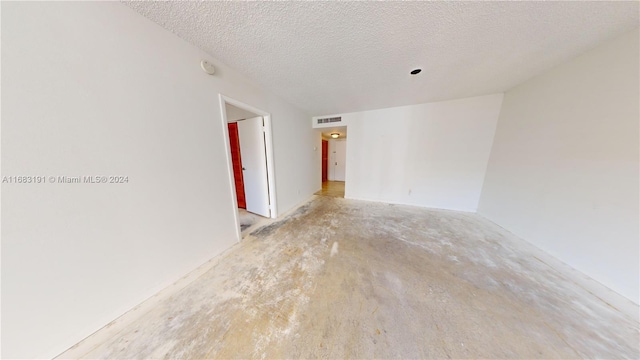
[[237, 116, 270, 217], [331, 139, 347, 181]]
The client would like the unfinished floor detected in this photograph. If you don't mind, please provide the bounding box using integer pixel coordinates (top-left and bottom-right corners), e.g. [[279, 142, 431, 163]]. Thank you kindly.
[[238, 208, 267, 233], [64, 196, 639, 359]]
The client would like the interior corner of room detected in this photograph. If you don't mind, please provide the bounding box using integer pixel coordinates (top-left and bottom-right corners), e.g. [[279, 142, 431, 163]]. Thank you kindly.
[[1, 1, 638, 359]]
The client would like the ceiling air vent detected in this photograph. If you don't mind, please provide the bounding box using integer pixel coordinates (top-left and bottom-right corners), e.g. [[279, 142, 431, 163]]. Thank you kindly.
[[317, 116, 342, 124]]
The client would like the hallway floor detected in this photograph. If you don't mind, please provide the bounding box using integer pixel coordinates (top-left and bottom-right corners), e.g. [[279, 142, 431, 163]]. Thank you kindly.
[[66, 197, 638, 359], [238, 208, 267, 233], [314, 181, 345, 198]]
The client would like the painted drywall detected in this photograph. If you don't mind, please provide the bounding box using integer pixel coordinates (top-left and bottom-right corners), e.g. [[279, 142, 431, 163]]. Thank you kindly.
[[1, 2, 319, 358], [478, 28, 639, 303], [341, 94, 503, 212]]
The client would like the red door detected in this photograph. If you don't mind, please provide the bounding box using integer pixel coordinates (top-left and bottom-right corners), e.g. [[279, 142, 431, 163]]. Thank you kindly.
[[321, 140, 328, 182], [228, 123, 246, 208]]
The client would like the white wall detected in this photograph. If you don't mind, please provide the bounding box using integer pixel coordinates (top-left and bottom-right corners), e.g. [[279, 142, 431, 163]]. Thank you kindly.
[[478, 28, 639, 303], [341, 94, 504, 212], [1, 2, 319, 358]]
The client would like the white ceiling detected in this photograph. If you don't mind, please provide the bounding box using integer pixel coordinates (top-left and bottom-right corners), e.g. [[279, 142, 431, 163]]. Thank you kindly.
[[125, 1, 638, 116]]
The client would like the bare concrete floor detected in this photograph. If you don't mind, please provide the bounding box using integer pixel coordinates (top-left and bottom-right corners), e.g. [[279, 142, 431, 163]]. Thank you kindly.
[[72, 197, 638, 359], [314, 181, 345, 198], [238, 208, 267, 233]]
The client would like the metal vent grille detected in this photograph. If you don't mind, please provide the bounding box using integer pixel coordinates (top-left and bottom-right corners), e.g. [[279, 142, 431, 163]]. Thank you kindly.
[[317, 116, 342, 124]]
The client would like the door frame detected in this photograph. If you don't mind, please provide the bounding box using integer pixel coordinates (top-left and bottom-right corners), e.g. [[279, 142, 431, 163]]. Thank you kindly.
[[219, 95, 278, 242]]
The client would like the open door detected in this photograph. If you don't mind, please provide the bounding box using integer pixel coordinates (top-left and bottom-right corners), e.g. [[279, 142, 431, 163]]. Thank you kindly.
[[237, 116, 271, 217]]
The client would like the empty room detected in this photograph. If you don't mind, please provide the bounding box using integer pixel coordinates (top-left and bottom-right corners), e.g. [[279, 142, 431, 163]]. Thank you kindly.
[[1, 1, 638, 359]]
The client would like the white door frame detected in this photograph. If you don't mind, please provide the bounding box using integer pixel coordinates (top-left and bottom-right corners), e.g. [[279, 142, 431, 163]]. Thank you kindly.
[[219, 95, 278, 242]]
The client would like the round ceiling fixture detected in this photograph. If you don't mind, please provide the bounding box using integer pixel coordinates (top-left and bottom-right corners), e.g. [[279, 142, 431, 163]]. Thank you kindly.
[[410, 69, 422, 75], [330, 133, 339, 139]]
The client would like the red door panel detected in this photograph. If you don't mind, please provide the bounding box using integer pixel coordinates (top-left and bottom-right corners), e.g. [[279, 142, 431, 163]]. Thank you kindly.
[[228, 123, 246, 208], [322, 140, 328, 182]]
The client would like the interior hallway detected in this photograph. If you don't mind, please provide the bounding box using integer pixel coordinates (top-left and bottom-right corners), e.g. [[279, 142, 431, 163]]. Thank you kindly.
[[65, 197, 638, 359], [314, 181, 345, 198]]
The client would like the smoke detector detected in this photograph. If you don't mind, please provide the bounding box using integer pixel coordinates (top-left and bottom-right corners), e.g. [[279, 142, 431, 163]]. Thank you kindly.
[[200, 60, 216, 75]]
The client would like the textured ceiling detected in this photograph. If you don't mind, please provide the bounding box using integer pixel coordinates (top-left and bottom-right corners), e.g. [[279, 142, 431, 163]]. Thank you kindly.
[[124, 1, 639, 116]]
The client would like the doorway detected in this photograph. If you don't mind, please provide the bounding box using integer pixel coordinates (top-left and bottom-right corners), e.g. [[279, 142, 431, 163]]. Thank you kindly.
[[220, 95, 277, 240], [315, 126, 347, 198]]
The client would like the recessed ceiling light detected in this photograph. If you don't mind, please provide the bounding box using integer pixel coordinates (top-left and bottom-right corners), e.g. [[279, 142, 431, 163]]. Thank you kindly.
[[410, 69, 422, 75]]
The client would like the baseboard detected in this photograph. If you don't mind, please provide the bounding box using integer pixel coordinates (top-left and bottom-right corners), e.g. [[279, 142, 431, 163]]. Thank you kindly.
[[54, 246, 238, 359], [57, 195, 637, 359], [344, 195, 477, 213], [344, 195, 638, 321], [477, 214, 639, 322], [55, 197, 319, 359]]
